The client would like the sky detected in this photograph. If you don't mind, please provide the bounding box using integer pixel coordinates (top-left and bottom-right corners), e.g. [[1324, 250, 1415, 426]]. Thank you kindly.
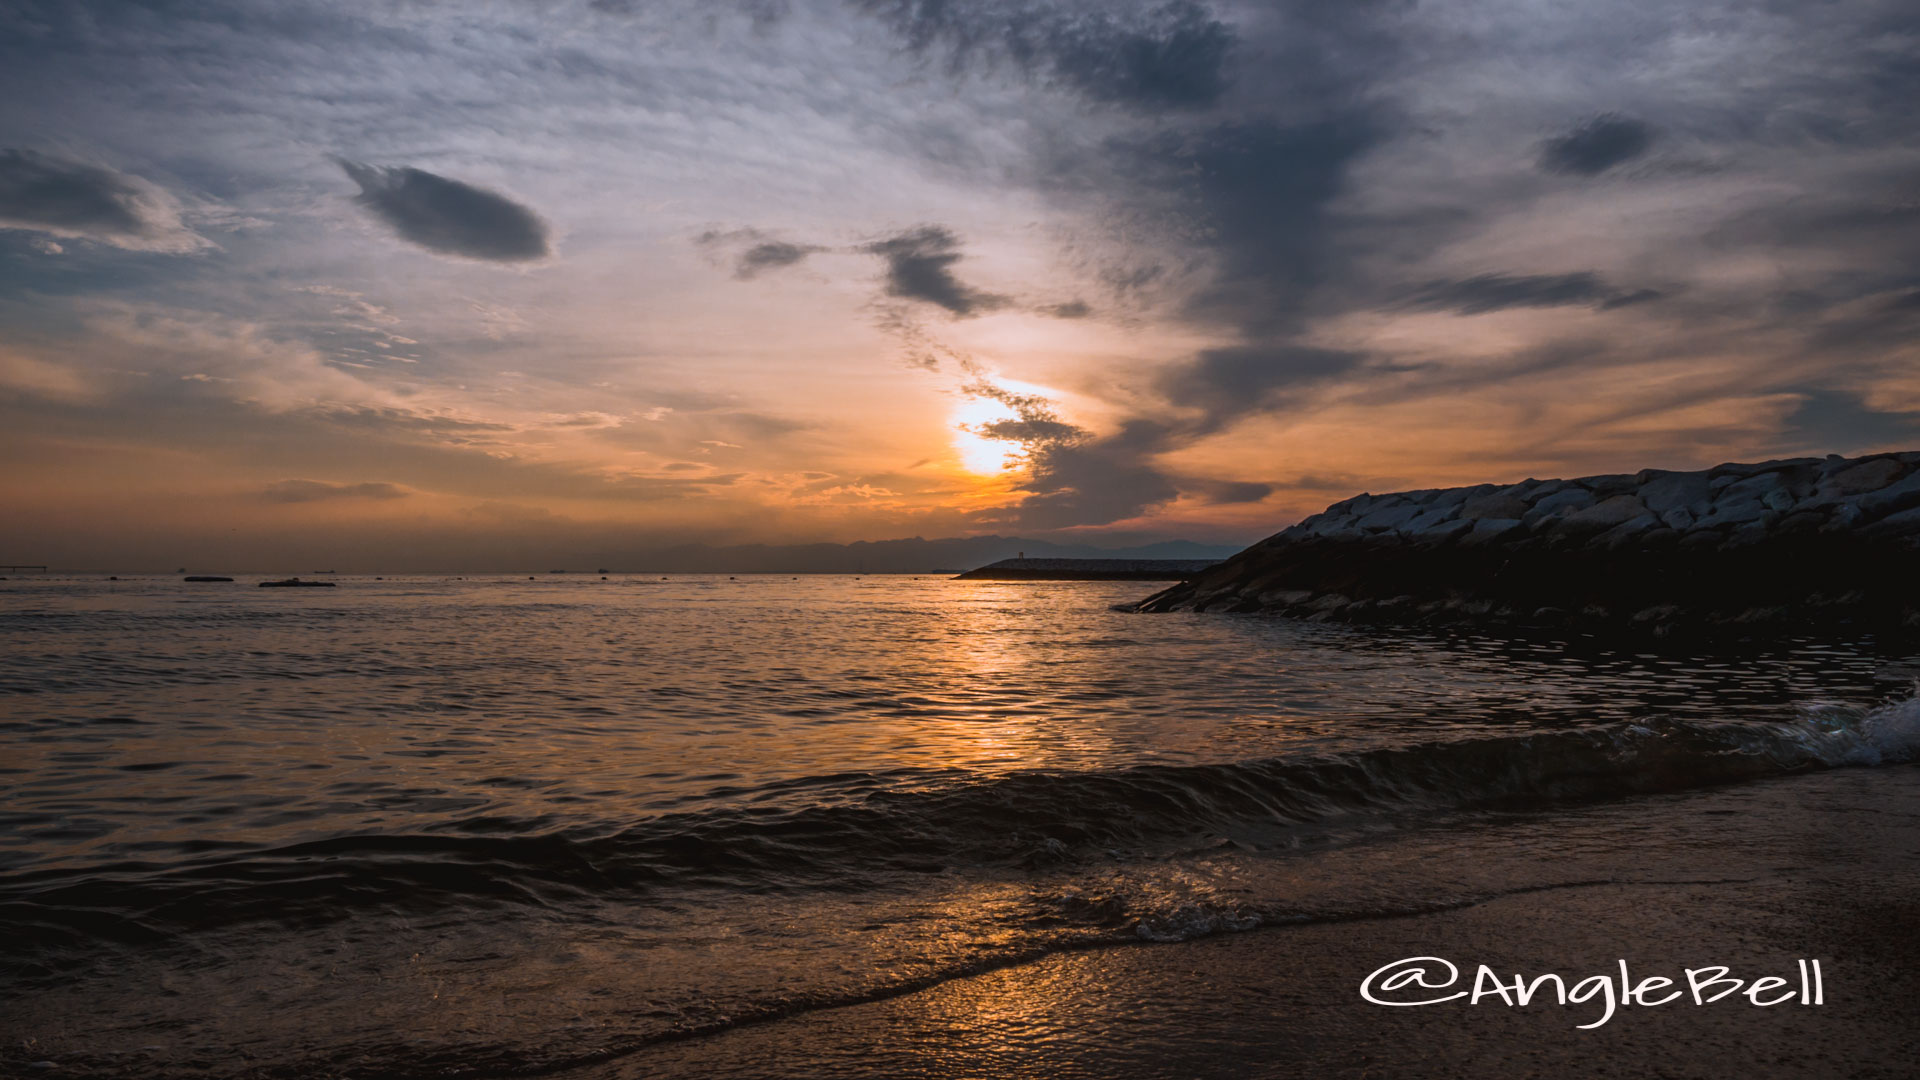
[[1, 0, 1917, 570]]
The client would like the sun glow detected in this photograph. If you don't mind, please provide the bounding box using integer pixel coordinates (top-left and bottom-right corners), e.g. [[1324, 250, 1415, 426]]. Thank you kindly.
[[952, 395, 1021, 474], [949, 377, 1062, 475]]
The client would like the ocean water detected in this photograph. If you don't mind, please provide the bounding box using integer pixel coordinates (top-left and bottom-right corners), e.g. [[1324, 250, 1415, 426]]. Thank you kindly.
[[2, 574, 1918, 1078]]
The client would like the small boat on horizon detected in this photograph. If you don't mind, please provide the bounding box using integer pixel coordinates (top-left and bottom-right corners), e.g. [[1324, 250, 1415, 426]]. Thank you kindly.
[[259, 578, 336, 588]]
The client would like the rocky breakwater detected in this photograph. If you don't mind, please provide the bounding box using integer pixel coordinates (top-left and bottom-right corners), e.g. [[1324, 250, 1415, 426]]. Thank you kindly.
[[1128, 450, 1920, 634]]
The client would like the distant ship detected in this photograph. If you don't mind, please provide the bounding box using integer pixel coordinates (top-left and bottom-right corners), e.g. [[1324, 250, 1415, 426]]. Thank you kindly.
[[259, 578, 336, 588]]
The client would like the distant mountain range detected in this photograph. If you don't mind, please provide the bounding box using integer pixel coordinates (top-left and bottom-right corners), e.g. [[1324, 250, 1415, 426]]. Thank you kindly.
[[589, 536, 1246, 574]]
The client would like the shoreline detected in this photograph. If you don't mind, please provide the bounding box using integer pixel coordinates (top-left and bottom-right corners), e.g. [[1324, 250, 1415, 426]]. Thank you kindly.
[[564, 765, 1920, 1079]]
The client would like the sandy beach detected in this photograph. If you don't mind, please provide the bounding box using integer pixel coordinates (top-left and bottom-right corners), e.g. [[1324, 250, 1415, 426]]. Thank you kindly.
[[576, 764, 1920, 1080]]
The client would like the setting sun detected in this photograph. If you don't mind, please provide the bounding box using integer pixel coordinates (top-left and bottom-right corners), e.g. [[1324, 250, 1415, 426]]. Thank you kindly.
[[951, 395, 1018, 474], [950, 376, 1070, 475]]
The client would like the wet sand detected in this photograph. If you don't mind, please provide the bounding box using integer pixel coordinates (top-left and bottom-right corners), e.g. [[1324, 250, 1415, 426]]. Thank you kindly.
[[574, 766, 1920, 1079]]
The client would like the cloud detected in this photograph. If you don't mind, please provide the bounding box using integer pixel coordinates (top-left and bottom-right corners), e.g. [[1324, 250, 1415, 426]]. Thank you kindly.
[[1537, 114, 1654, 177], [0, 149, 210, 253], [1782, 389, 1920, 454], [541, 411, 625, 429], [1007, 419, 1182, 529], [851, 0, 1234, 111], [1158, 344, 1364, 432], [710, 224, 1028, 320], [696, 228, 825, 278], [11, 0, 1920, 551], [1190, 479, 1272, 505], [894, 11, 1402, 530], [1400, 272, 1664, 315], [984, 340, 1365, 529], [961, 376, 1089, 450], [1090, 118, 1383, 337], [78, 303, 397, 412], [338, 160, 551, 262], [260, 479, 410, 503], [0, 347, 94, 402], [861, 226, 1008, 316], [311, 404, 516, 440], [973, 416, 1087, 444], [1599, 288, 1666, 310], [955, 363, 1299, 528], [736, 240, 821, 277]]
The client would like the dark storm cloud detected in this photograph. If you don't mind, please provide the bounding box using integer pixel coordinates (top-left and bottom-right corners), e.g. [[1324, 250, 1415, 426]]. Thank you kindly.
[[1686, 184, 1920, 357], [1400, 273, 1665, 316], [862, 226, 1008, 316], [338, 161, 551, 263], [260, 479, 409, 503], [984, 6, 1401, 529], [1159, 344, 1363, 431], [0, 149, 203, 252], [1045, 299, 1092, 318], [1783, 389, 1920, 454], [1538, 114, 1654, 177], [980, 344, 1357, 528], [1112, 119, 1383, 336], [1012, 419, 1182, 528], [0, 150, 147, 236], [851, 0, 1234, 111]]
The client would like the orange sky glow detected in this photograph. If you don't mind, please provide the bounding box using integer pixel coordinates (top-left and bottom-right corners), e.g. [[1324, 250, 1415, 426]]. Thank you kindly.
[[2, 2, 1916, 569]]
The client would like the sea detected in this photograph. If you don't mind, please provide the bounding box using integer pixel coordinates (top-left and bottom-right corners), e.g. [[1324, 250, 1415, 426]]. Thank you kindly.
[[2, 574, 1917, 1078]]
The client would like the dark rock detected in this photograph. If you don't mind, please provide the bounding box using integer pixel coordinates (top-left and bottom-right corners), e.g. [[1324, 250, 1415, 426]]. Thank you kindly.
[[1856, 471, 1920, 519], [1827, 456, 1907, 494], [1639, 472, 1713, 514], [1722, 471, 1787, 503], [1123, 448, 1920, 635], [1581, 473, 1640, 497], [1597, 513, 1661, 547], [1865, 506, 1920, 538], [1465, 517, 1524, 542], [1775, 511, 1829, 535], [1702, 497, 1768, 527], [1555, 494, 1647, 533], [1357, 503, 1423, 532], [1460, 493, 1532, 520], [1660, 507, 1695, 530]]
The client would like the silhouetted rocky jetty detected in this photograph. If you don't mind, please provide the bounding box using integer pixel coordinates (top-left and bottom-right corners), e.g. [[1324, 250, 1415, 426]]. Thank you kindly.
[[957, 558, 1221, 581], [1127, 451, 1920, 634]]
